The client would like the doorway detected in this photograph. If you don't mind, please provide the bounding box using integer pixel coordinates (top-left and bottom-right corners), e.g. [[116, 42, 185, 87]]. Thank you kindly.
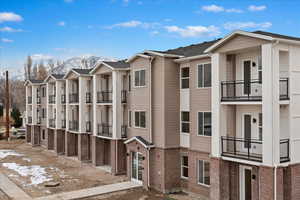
[[240, 166, 252, 200], [131, 152, 143, 184]]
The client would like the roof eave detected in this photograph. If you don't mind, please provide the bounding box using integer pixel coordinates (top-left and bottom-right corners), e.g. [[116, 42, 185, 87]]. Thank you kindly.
[[174, 54, 211, 63]]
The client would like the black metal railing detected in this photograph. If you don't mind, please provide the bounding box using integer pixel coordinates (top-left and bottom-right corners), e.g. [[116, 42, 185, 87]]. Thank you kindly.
[[37, 97, 41, 104], [86, 92, 92, 103], [121, 90, 127, 103], [121, 125, 127, 138], [86, 121, 92, 132], [97, 91, 112, 103], [97, 123, 112, 137], [280, 139, 290, 163], [62, 119, 66, 128], [49, 119, 56, 128], [49, 95, 56, 104], [221, 78, 289, 101], [221, 136, 263, 162], [69, 93, 79, 103], [69, 120, 79, 131], [61, 94, 66, 104], [28, 117, 32, 124], [28, 97, 32, 104]]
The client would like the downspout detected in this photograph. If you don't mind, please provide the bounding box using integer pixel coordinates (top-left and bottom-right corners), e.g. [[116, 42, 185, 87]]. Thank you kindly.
[[116, 139, 118, 174], [148, 56, 154, 188]]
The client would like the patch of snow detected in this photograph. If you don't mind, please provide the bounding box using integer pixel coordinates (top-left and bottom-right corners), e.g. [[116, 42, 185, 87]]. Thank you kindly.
[[2, 163, 52, 185], [22, 158, 31, 162], [0, 150, 23, 159]]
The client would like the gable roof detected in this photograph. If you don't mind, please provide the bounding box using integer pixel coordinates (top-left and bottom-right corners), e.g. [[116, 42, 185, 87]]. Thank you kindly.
[[124, 136, 154, 149], [90, 60, 130, 74], [72, 68, 92, 75], [253, 31, 300, 42], [52, 74, 65, 79], [24, 79, 44, 86]]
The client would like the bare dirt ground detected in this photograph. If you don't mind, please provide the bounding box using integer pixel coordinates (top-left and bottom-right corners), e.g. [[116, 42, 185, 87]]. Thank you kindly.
[[0, 139, 127, 198]]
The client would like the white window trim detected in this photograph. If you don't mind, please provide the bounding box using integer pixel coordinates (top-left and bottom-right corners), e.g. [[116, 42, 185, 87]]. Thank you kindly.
[[196, 62, 212, 89], [258, 113, 262, 141], [133, 110, 147, 129], [197, 160, 210, 187], [133, 69, 146, 88], [180, 66, 190, 90], [181, 155, 189, 179], [181, 111, 190, 134], [197, 111, 212, 137], [128, 110, 132, 128]]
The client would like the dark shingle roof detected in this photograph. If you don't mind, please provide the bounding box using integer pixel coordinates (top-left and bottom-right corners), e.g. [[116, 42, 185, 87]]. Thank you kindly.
[[152, 39, 220, 57], [253, 31, 300, 41], [103, 60, 130, 69], [52, 74, 65, 79], [72, 68, 92, 75], [135, 136, 153, 147], [29, 79, 44, 84]]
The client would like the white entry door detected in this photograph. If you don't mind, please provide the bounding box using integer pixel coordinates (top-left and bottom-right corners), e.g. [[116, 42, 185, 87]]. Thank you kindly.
[[131, 152, 143, 184], [240, 166, 252, 200]]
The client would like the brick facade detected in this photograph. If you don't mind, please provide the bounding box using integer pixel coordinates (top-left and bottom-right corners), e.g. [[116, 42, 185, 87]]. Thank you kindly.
[[47, 129, 55, 150], [65, 132, 78, 156], [54, 129, 65, 155]]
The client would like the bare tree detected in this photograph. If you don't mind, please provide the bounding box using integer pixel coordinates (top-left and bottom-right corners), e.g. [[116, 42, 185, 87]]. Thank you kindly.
[[37, 62, 48, 80], [24, 56, 32, 80]]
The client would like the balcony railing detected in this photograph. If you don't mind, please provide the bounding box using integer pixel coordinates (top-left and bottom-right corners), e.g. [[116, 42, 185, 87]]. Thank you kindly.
[[61, 94, 66, 104], [37, 97, 41, 104], [28, 116, 32, 124], [69, 120, 79, 131], [121, 90, 127, 103], [221, 78, 289, 102], [97, 123, 112, 138], [121, 125, 127, 138], [69, 93, 79, 103], [86, 121, 92, 132], [49, 95, 56, 104], [97, 91, 112, 103], [86, 92, 92, 103], [28, 97, 32, 104], [62, 119, 66, 128], [49, 119, 56, 128], [37, 117, 41, 125], [221, 136, 290, 163]]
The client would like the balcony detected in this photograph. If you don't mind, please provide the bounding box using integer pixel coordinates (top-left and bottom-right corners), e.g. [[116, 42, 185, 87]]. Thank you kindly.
[[121, 125, 127, 138], [28, 116, 32, 124], [62, 119, 66, 128], [221, 136, 290, 163], [221, 78, 289, 102], [37, 97, 41, 104], [61, 94, 66, 104], [86, 92, 92, 103], [121, 90, 127, 103], [97, 123, 112, 138], [49, 95, 56, 104], [86, 121, 92, 132], [69, 93, 79, 103], [49, 119, 56, 128], [97, 91, 112, 103], [69, 120, 79, 131], [28, 97, 32, 104]]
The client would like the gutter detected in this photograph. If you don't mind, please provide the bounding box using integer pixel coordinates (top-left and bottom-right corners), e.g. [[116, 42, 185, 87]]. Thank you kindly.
[[174, 54, 211, 63], [148, 56, 154, 188]]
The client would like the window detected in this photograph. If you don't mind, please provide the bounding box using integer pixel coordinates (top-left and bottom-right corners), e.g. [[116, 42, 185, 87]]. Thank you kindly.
[[42, 108, 46, 118], [134, 70, 146, 87], [259, 113, 263, 141], [181, 67, 189, 89], [128, 111, 132, 127], [198, 160, 210, 186], [181, 112, 190, 133], [198, 63, 211, 88], [42, 87, 46, 97], [37, 88, 40, 97], [198, 112, 212, 136], [42, 130, 45, 140], [181, 155, 188, 179], [134, 111, 146, 128], [128, 75, 131, 91]]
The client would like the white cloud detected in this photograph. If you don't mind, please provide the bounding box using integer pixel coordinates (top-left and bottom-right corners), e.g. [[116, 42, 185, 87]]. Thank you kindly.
[[165, 25, 220, 38], [1, 38, 13, 43], [150, 31, 159, 35], [248, 5, 267, 11], [31, 54, 53, 60], [0, 12, 23, 23], [58, 21, 66, 26], [0, 26, 23, 32], [107, 20, 159, 29], [202, 5, 243, 13], [224, 22, 272, 30]]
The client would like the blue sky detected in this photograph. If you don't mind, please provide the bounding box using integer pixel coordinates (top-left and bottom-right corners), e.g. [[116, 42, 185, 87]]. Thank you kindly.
[[1, 0, 300, 72]]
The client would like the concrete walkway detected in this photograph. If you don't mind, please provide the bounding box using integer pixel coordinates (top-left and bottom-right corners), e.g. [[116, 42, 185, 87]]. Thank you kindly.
[[0, 174, 141, 200]]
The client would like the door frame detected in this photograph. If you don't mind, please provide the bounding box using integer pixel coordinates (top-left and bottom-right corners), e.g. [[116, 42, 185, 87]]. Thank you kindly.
[[131, 151, 143, 185], [239, 165, 252, 200], [242, 113, 252, 151]]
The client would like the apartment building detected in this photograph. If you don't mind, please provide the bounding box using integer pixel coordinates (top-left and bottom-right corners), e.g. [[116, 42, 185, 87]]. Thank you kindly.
[[25, 30, 300, 200]]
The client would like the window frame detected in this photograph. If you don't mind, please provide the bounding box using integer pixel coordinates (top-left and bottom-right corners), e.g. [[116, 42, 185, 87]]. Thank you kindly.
[[258, 113, 263, 141], [134, 111, 146, 129], [181, 111, 190, 134], [197, 111, 212, 137], [181, 155, 189, 179], [133, 69, 146, 88], [197, 160, 210, 186], [128, 110, 132, 128], [180, 67, 190, 89], [197, 63, 212, 88]]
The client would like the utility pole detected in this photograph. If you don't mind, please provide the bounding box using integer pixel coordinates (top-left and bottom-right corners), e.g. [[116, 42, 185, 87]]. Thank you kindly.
[[5, 70, 10, 141]]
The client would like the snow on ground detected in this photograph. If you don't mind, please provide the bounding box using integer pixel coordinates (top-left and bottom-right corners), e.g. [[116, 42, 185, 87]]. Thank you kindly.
[[2, 163, 52, 185], [0, 150, 23, 159], [22, 157, 31, 162]]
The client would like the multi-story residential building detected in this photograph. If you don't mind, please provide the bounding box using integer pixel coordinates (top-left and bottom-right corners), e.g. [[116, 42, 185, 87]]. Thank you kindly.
[[24, 30, 300, 200]]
